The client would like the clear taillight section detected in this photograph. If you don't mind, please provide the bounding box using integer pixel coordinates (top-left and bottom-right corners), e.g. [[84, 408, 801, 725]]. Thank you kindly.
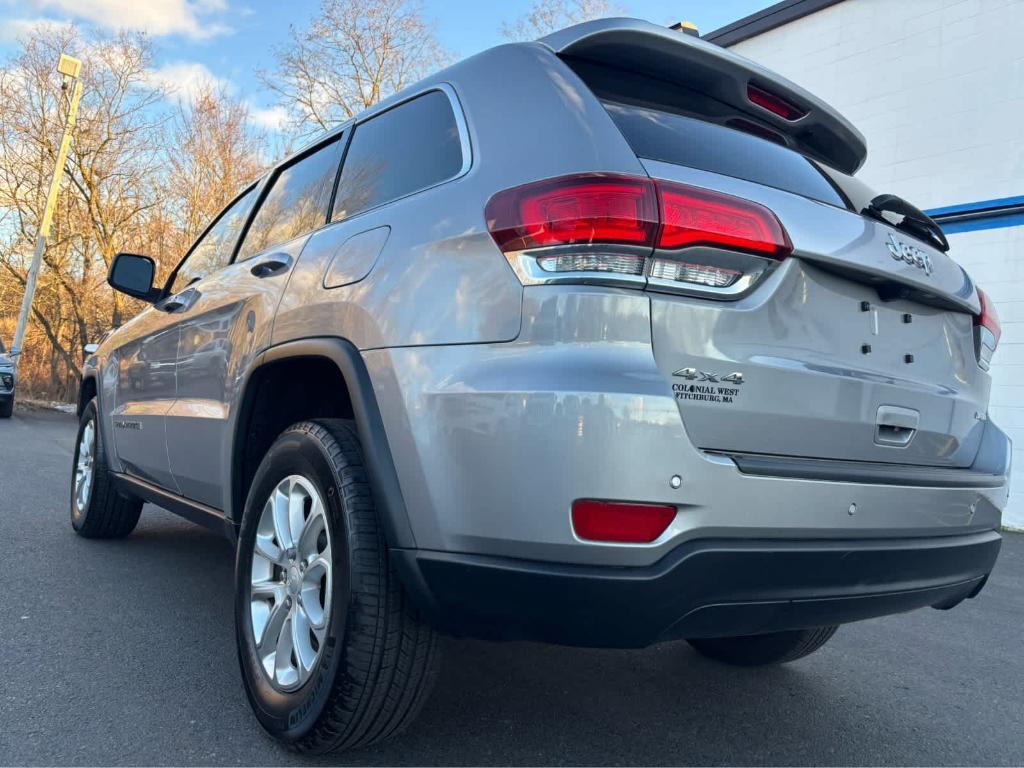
[[974, 287, 1001, 370], [649, 259, 740, 288], [536, 252, 646, 275], [485, 173, 791, 295]]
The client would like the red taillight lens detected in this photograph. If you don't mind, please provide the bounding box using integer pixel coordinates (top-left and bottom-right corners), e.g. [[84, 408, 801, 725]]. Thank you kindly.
[[571, 500, 676, 543], [974, 287, 1001, 370], [975, 287, 1002, 345], [486, 174, 791, 261], [485, 174, 659, 252], [747, 83, 807, 121], [657, 181, 791, 258]]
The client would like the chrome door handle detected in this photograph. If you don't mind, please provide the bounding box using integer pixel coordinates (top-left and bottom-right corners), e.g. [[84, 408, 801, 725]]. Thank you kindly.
[[250, 253, 293, 278], [160, 288, 197, 313]]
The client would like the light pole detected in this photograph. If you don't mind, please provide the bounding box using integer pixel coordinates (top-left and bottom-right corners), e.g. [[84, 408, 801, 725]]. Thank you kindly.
[[9, 54, 84, 391]]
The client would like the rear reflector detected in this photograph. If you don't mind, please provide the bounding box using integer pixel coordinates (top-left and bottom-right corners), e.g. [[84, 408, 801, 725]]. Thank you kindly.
[[657, 182, 791, 257], [485, 174, 659, 252], [571, 500, 676, 543], [747, 82, 807, 121], [486, 174, 791, 260], [974, 287, 1001, 370]]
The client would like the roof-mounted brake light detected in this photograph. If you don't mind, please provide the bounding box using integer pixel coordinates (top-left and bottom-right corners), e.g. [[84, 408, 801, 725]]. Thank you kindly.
[[747, 83, 807, 121]]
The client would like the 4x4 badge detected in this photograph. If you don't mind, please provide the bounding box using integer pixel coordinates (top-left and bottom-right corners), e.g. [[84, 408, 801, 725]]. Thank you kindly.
[[672, 367, 744, 385]]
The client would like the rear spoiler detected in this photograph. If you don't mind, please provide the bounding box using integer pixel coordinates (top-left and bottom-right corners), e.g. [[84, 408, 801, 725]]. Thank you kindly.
[[539, 18, 867, 175]]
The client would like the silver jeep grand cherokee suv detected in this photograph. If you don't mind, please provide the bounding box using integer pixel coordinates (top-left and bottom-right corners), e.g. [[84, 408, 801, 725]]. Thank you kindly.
[[70, 19, 1009, 754]]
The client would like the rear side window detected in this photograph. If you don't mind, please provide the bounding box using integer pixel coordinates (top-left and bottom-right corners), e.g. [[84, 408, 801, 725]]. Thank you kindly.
[[333, 90, 463, 221], [603, 101, 845, 208], [237, 137, 344, 261]]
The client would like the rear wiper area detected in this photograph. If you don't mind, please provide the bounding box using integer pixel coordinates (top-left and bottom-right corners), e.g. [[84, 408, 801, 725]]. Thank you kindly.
[[863, 193, 950, 252]]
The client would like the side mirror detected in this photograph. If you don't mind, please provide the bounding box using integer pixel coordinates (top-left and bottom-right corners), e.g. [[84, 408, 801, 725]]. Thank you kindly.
[[83, 343, 99, 355], [108, 253, 160, 302]]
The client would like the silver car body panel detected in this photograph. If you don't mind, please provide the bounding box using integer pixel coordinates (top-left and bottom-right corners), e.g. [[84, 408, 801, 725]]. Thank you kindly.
[[167, 231, 307, 508]]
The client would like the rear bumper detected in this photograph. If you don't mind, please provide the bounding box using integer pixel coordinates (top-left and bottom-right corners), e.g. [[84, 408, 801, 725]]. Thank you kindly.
[[393, 530, 1001, 648], [364, 301, 1012, 569]]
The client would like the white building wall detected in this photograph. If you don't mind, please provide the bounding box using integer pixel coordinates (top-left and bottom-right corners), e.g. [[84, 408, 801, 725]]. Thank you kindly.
[[728, 0, 1024, 527]]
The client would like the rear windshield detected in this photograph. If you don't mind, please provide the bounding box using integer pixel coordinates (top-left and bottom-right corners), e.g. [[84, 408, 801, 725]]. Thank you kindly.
[[603, 100, 846, 208], [815, 163, 876, 211]]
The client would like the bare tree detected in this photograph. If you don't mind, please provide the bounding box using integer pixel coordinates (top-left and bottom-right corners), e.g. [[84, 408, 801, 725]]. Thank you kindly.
[[501, 0, 621, 41], [62, 29, 167, 329], [0, 25, 166, 389], [166, 83, 268, 246], [0, 25, 270, 401], [260, 0, 452, 137]]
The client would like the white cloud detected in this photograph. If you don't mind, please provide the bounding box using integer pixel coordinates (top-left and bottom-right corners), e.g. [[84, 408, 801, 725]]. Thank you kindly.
[[18, 0, 231, 39], [247, 103, 288, 132], [0, 16, 72, 41], [145, 61, 232, 103], [146, 62, 287, 134]]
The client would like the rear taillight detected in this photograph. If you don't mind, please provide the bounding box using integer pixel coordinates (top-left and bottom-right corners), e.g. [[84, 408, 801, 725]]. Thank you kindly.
[[485, 174, 792, 295], [747, 82, 807, 121], [484, 174, 659, 252], [571, 499, 676, 543], [974, 287, 1001, 370], [656, 181, 791, 257]]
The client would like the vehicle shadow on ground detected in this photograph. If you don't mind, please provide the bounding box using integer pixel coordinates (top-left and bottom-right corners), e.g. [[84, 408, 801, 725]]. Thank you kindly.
[[98, 511, 942, 767]]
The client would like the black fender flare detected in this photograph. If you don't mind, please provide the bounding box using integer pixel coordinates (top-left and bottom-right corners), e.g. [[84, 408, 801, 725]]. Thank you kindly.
[[230, 337, 416, 550]]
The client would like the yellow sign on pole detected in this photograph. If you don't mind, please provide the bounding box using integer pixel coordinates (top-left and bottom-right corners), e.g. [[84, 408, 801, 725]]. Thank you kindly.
[[10, 56, 84, 376]]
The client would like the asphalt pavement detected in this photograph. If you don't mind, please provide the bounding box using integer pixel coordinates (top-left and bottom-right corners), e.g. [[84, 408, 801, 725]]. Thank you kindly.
[[1, 408, 1022, 766]]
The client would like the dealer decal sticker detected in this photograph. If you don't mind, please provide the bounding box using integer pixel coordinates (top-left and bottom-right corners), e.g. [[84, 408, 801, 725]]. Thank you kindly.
[[671, 368, 744, 405]]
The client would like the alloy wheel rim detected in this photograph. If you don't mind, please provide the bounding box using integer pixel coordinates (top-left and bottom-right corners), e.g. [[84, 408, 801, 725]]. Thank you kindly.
[[249, 474, 333, 692], [74, 419, 95, 514]]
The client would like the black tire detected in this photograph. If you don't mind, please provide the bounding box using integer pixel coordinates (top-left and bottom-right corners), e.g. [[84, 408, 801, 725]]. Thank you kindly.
[[70, 399, 143, 538], [235, 419, 440, 754], [0, 399, 12, 418], [687, 626, 838, 666]]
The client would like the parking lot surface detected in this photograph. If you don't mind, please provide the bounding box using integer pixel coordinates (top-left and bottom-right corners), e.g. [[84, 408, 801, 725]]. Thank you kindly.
[[1, 408, 1022, 766]]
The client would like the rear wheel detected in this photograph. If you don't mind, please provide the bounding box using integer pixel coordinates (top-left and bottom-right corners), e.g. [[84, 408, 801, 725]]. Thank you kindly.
[[70, 399, 143, 538], [687, 626, 838, 666], [235, 419, 440, 754], [0, 398, 12, 418]]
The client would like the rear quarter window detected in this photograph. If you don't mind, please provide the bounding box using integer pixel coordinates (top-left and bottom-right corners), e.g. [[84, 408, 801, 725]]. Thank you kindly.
[[603, 100, 846, 208], [237, 137, 344, 262], [333, 90, 464, 221]]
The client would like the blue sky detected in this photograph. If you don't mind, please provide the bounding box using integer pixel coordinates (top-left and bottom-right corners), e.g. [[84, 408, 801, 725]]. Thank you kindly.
[[0, 0, 774, 130]]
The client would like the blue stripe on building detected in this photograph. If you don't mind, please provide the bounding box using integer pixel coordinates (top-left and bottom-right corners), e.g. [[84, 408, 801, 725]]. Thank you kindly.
[[926, 195, 1024, 234]]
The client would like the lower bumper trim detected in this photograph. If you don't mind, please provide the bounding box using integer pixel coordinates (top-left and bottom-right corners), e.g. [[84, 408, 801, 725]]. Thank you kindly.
[[721, 451, 1006, 488], [392, 530, 1001, 648]]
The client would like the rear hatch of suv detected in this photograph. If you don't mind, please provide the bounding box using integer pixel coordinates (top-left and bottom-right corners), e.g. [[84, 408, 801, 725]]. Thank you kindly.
[[542, 21, 994, 468]]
